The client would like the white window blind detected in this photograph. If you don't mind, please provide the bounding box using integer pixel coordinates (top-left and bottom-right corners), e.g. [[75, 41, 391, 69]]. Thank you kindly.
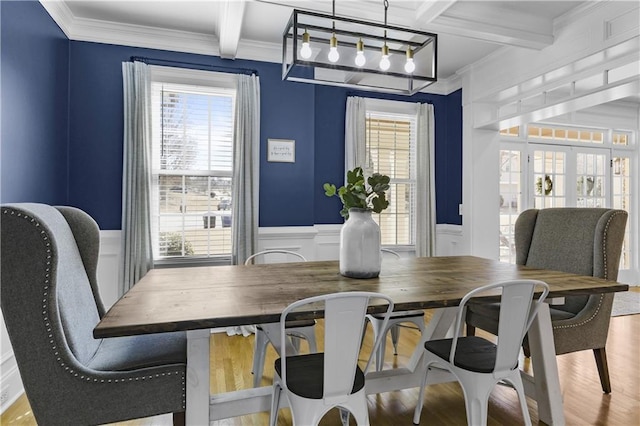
[[151, 81, 235, 261], [366, 112, 417, 246]]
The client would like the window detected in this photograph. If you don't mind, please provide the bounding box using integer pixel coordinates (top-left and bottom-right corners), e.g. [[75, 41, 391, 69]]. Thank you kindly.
[[150, 67, 236, 263], [365, 107, 417, 247]]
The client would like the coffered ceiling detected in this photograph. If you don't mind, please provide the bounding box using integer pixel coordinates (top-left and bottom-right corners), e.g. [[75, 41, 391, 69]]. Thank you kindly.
[[42, 0, 595, 94]]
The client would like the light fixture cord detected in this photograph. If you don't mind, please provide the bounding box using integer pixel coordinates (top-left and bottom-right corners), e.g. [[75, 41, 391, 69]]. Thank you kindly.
[[383, 0, 388, 39], [383, 0, 388, 25], [332, 0, 336, 31]]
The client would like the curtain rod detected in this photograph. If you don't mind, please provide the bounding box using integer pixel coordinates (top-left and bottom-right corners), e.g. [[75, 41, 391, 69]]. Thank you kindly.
[[130, 56, 258, 76]]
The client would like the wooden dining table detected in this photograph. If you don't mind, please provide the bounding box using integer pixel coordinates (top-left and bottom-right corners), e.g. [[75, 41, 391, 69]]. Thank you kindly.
[[94, 256, 628, 425]]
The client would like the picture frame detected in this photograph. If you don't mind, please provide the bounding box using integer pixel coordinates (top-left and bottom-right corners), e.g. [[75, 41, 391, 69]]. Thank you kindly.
[[267, 139, 295, 163]]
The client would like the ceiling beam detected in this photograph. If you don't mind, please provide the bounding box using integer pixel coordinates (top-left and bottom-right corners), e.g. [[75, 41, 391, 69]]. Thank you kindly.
[[414, 0, 458, 24], [476, 77, 640, 130], [425, 15, 553, 49], [217, 0, 247, 59]]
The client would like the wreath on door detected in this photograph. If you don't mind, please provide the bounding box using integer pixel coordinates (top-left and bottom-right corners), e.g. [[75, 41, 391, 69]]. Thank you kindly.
[[536, 175, 553, 196]]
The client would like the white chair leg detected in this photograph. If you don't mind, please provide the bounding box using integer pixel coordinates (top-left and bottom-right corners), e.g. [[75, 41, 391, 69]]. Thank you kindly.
[[306, 329, 318, 353], [413, 362, 431, 425], [458, 374, 493, 426], [508, 375, 532, 426], [346, 398, 370, 426], [287, 326, 317, 353], [269, 382, 281, 426], [368, 319, 386, 371], [252, 329, 268, 387], [390, 324, 400, 355], [291, 335, 301, 352]]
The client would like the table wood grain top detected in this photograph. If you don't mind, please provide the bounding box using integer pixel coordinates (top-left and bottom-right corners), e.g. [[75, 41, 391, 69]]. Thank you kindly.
[[94, 256, 628, 338]]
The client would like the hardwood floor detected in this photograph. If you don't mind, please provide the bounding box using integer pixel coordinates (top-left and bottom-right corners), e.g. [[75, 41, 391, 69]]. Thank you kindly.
[[3, 310, 639, 425]]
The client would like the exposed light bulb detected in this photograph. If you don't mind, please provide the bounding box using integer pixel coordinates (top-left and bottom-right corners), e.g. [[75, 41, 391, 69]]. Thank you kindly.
[[379, 44, 390, 71], [328, 47, 339, 63], [301, 43, 312, 59], [404, 47, 415, 73], [300, 30, 312, 59], [328, 34, 339, 63], [355, 38, 366, 67], [404, 58, 415, 73]]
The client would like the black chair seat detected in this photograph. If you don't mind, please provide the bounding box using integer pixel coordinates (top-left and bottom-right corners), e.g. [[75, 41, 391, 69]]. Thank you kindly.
[[257, 319, 316, 330], [370, 310, 424, 320], [424, 336, 516, 373], [274, 353, 364, 399]]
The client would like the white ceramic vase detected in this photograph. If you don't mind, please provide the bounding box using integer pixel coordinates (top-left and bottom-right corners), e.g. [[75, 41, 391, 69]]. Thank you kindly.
[[339, 208, 381, 278]]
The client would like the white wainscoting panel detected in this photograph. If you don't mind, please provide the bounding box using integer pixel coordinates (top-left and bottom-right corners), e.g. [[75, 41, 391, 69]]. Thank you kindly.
[[312, 224, 342, 260], [97, 231, 123, 310], [0, 320, 23, 413], [435, 224, 464, 256]]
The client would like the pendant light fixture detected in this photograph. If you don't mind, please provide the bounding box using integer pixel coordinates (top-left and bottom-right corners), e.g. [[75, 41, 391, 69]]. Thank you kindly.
[[379, 0, 390, 71], [404, 47, 415, 73], [355, 38, 366, 67], [300, 29, 312, 59], [283, 0, 438, 95], [328, 0, 339, 63]]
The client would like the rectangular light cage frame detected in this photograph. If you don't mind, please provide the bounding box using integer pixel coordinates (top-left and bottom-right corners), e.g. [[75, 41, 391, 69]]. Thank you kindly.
[[282, 9, 437, 95]]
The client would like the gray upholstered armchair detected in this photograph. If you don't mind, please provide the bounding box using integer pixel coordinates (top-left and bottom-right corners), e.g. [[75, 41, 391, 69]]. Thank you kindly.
[[466, 208, 627, 394], [1, 203, 187, 425]]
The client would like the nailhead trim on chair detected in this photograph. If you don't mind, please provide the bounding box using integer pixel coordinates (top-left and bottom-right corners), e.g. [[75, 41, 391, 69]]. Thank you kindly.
[[552, 210, 624, 331], [2, 208, 187, 409]]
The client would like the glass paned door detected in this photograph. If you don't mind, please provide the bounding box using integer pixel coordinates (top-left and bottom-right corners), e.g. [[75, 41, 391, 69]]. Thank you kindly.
[[576, 148, 609, 208], [531, 148, 567, 208], [612, 155, 632, 269], [499, 148, 522, 263]]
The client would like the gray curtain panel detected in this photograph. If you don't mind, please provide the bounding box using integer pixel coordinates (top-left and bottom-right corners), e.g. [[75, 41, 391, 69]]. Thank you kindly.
[[416, 103, 436, 257], [344, 96, 367, 177], [228, 73, 260, 337], [121, 61, 153, 295], [231, 74, 260, 266]]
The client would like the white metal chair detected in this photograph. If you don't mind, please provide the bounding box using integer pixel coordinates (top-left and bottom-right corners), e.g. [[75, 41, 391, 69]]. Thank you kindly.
[[270, 291, 394, 426], [245, 250, 318, 387], [365, 248, 425, 371], [413, 280, 549, 426]]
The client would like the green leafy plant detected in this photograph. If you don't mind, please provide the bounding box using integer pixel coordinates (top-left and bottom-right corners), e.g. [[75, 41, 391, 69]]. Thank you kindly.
[[323, 166, 390, 219]]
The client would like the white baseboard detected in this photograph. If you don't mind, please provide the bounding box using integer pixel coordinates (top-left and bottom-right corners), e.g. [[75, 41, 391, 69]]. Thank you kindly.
[[0, 351, 24, 414]]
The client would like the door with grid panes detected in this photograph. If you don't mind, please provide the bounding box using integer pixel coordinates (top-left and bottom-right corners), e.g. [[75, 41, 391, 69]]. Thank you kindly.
[[529, 145, 609, 209]]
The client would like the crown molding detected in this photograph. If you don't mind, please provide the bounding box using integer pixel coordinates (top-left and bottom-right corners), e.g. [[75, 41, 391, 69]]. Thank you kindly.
[[69, 17, 220, 56], [38, 0, 459, 95], [421, 74, 462, 96], [553, 0, 609, 32], [40, 0, 73, 38], [236, 39, 282, 64]]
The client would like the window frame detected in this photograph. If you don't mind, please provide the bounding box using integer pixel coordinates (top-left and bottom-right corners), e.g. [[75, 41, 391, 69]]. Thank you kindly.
[[150, 66, 237, 267], [364, 98, 420, 252]]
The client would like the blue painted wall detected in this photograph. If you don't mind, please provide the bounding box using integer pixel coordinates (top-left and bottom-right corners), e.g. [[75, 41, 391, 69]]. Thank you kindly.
[[1, 1, 463, 230], [313, 87, 461, 225], [0, 1, 69, 205]]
